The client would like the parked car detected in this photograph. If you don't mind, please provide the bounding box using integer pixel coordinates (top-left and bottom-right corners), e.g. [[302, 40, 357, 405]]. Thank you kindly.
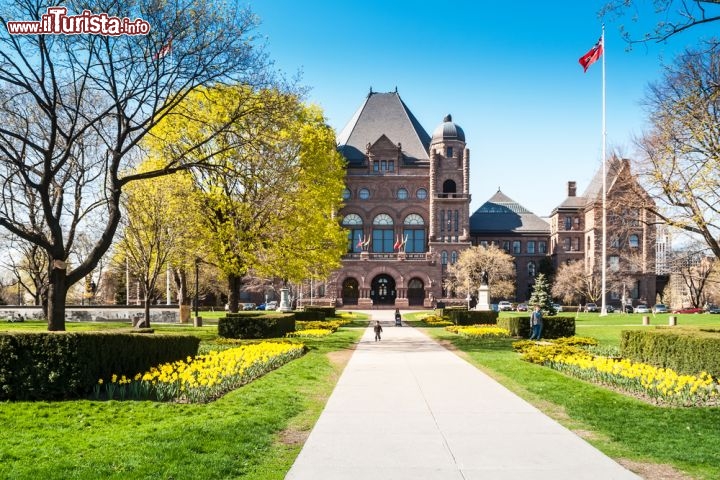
[[552, 303, 563, 313], [584, 303, 599, 312], [634, 304, 650, 314], [242, 302, 256, 311], [256, 301, 278, 311], [605, 305, 615, 313], [516, 303, 528, 312], [673, 306, 703, 314], [498, 301, 513, 311], [707, 305, 720, 314], [623, 304, 634, 313], [652, 304, 668, 314]]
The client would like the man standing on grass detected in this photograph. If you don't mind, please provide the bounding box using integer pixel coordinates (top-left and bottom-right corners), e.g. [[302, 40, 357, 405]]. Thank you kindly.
[[529, 305, 543, 340]]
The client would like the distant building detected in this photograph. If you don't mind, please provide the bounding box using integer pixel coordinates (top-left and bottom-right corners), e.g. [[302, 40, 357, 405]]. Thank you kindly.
[[304, 91, 658, 308], [468, 190, 550, 301], [549, 158, 657, 307], [325, 90, 471, 307]]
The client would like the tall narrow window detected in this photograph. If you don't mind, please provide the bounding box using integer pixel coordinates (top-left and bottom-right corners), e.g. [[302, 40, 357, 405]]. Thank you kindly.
[[342, 214, 363, 253], [372, 214, 394, 253], [440, 210, 445, 232], [403, 214, 425, 253], [453, 210, 459, 232], [527, 241, 536, 254], [513, 241, 521, 254], [446, 146, 453, 158]]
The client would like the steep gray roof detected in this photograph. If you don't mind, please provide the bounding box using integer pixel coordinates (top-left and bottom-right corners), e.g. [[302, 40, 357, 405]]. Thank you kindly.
[[337, 91, 431, 164], [582, 156, 626, 201], [551, 157, 628, 214], [470, 190, 550, 234]]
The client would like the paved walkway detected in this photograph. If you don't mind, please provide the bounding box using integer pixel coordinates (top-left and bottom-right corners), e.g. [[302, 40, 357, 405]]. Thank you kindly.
[[286, 310, 640, 480]]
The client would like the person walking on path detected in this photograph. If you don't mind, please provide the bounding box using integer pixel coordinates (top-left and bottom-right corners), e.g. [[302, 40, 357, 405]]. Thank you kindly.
[[529, 305, 543, 340], [373, 320, 383, 341]]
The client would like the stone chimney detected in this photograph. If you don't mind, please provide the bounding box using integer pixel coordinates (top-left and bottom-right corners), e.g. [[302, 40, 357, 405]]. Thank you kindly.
[[568, 181, 577, 197]]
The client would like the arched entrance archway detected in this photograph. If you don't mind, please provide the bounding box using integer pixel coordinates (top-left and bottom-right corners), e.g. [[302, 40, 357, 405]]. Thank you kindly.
[[407, 278, 425, 306], [342, 278, 359, 305], [370, 274, 396, 306]]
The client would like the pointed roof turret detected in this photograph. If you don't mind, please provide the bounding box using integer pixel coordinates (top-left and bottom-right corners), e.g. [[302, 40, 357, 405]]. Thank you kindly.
[[337, 91, 431, 164]]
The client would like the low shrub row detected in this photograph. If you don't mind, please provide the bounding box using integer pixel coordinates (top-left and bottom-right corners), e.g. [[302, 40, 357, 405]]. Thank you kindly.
[[497, 316, 575, 339], [293, 310, 326, 321], [296, 320, 343, 332], [303, 306, 336, 318], [0, 332, 200, 400], [621, 329, 720, 377], [445, 308, 499, 326], [218, 313, 296, 339]]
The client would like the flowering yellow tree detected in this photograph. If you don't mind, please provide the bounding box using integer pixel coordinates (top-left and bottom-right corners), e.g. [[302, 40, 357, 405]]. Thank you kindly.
[[145, 86, 347, 311]]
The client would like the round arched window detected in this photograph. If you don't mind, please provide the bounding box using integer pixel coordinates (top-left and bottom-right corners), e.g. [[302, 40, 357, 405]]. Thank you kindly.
[[359, 188, 370, 200], [397, 188, 408, 200], [404, 214, 424, 225], [342, 188, 351, 200], [373, 214, 394, 225], [416, 188, 428, 200], [342, 214, 362, 226]]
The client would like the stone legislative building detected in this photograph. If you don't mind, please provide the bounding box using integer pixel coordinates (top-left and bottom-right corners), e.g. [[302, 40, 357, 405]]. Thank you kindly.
[[328, 90, 471, 308], [305, 90, 656, 309]]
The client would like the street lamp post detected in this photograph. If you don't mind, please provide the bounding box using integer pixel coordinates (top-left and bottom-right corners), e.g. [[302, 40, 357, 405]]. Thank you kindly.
[[194, 257, 201, 327]]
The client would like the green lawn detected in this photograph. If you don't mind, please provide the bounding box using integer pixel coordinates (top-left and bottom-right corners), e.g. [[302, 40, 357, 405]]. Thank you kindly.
[[0, 313, 367, 480], [407, 310, 720, 480]]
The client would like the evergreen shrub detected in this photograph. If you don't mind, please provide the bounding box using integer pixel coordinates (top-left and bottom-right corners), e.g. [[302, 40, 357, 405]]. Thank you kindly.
[[218, 313, 296, 339], [620, 329, 720, 377], [293, 310, 326, 321], [0, 332, 200, 400], [303, 306, 336, 317], [446, 309, 498, 325], [497, 316, 575, 339]]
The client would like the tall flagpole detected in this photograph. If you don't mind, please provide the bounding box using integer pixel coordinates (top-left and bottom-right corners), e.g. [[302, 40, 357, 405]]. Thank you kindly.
[[600, 24, 608, 316]]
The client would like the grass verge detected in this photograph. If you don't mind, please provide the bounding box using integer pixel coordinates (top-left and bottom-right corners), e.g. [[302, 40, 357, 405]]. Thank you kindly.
[[407, 312, 720, 480], [0, 314, 365, 480]]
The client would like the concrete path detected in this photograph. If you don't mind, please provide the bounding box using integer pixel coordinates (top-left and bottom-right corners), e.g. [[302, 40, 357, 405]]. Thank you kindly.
[[285, 310, 640, 480]]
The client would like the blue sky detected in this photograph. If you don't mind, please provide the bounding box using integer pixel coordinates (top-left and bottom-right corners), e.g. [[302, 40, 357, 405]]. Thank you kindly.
[[251, 1, 716, 217]]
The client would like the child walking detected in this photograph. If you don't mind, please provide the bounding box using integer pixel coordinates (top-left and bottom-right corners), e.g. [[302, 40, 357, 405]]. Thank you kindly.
[[373, 321, 383, 341]]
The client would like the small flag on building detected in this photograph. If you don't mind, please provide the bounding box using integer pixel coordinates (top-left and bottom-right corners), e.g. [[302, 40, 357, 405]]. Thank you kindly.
[[578, 36, 603, 72]]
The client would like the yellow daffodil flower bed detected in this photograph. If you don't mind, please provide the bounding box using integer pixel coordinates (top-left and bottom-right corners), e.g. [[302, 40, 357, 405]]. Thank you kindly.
[[513, 339, 719, 407], [420, 314, 452, 326], [286, 329, 334, 338], [296, 320, 343, 332], [94, 342, 305, 403], [445, 324, 511, 339]]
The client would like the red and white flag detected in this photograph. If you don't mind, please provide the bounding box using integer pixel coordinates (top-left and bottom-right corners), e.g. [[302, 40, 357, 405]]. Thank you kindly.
[[153, 36, 173, 60], [393, 235, 401, 251], [578, 36, 603, 72]]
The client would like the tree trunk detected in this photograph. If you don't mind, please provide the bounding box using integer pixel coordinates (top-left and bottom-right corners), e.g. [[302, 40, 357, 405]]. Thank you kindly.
[[143, 295, 152, 328], [174, 267, 190, 305], [227, 274, 241, 313], [47, 265, 67, 331]]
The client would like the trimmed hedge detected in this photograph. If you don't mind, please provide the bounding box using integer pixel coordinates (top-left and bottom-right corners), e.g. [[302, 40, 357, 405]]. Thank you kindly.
[[0, 332, 200, 400], [293, 310, 326, 321], [620, 328, 720, 377], [446, 309, 498, 326], [303, 306, 336, 318], [218, 313, 296, 339], [497, 316, 575, 339]]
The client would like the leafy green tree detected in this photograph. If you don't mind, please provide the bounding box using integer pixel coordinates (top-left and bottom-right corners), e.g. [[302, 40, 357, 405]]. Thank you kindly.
[[115, 160, 199, 325], [528, 273, 556, 315], [146, 86, 347, 312], [445, 244, 516, 302], [0, 0, 270, 330]]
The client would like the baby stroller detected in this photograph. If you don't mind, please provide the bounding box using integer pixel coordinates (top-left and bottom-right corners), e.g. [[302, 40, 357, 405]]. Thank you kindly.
[[395, 312, 402, 326]]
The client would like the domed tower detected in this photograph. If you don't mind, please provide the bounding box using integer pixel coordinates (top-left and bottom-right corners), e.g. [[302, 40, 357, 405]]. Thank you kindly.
[[428, 114, 471, 245]]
